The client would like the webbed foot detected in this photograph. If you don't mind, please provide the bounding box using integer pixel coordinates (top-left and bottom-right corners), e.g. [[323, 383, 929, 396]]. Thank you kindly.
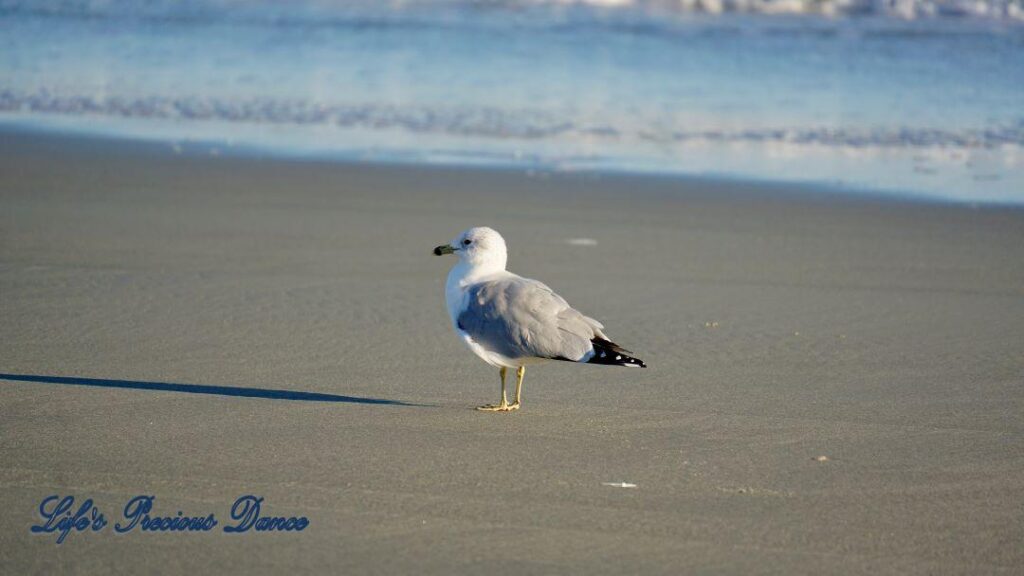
[[476, 401, 519, 412]]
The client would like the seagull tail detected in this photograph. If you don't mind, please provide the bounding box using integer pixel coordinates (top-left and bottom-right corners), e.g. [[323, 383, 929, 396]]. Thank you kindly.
[[584, 338, 646, 368]]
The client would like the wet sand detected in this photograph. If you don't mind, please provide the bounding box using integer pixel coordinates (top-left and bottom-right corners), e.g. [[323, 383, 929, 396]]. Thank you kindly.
[[1, 131, 1022, 574]]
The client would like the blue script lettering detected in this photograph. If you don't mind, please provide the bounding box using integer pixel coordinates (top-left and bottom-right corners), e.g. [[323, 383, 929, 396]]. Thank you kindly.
[[223, 495, 309, 533], [30, 495, 107, 544], [115, 495, 217, 533]]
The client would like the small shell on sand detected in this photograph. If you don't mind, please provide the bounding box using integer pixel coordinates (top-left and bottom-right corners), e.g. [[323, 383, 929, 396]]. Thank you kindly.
[[602, 482, 637, 488], [566, 238, 598, 246]]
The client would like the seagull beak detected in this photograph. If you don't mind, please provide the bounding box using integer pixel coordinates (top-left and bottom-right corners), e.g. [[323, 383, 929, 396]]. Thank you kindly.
[[433, 244, 455, 256]]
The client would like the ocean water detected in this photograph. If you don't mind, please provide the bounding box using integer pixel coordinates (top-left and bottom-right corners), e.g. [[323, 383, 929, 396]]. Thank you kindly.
[[1, 0, 1022, 202]]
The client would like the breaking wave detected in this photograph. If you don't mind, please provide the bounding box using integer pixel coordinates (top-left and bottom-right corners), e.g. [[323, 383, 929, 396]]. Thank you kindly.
[[1, 0, 1022, 24]]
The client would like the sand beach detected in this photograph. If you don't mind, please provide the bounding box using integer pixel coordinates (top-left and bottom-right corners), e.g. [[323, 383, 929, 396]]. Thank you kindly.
[[1, 130, 1023, 573]]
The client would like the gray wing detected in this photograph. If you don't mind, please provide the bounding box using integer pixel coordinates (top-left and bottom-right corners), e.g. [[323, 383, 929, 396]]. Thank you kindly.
[[457, 275, 607, 361]]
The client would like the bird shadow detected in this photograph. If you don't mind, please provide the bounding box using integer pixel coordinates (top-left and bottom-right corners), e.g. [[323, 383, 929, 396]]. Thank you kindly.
[[0, 373, 428, 407]]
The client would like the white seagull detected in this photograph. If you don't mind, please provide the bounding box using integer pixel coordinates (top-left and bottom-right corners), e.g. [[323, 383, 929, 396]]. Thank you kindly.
[[434, 226, 646, 412]]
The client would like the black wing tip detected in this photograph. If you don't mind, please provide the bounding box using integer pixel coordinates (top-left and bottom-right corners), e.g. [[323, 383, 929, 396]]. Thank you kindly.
[[587, 339, 646, 368]]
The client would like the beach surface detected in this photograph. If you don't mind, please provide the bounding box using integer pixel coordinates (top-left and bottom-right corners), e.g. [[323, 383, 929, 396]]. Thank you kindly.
[[1, 131, 1023, 574]]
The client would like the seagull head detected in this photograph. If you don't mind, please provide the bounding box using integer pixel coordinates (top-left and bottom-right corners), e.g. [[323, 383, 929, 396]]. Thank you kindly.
[[434, 226, 508, 271]]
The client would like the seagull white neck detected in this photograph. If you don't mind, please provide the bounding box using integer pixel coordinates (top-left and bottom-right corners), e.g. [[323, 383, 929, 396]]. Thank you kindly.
[[450, 257, 506, 283]]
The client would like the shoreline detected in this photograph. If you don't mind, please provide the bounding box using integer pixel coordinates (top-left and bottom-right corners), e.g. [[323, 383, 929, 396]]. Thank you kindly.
[[3, 120, 1021, 208]]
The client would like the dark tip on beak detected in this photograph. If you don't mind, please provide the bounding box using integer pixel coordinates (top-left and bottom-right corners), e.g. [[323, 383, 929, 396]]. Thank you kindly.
[[433, 244, 454, 256]]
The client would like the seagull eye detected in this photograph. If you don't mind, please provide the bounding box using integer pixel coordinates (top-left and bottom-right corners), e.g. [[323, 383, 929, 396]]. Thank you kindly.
[[463, 239, 472, 246]]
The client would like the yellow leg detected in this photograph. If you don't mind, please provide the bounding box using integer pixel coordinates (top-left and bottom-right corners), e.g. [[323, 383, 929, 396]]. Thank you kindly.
[[477, 366, 518, 412], [511, 366, 525, 409]]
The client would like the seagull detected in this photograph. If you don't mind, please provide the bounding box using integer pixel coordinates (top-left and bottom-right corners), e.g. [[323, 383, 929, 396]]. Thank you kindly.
[[434, 226, 646, 412]]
